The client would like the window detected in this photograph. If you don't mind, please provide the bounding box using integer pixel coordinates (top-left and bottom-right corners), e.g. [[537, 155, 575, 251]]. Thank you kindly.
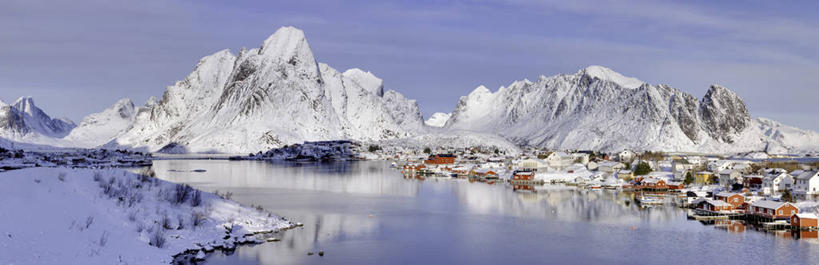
[[733, 198, 738, 203], [779, 210, 783, 215], [791, 210, 796, 214]]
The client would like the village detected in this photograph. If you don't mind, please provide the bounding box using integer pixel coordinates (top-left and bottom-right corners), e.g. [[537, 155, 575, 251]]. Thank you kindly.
[[389, 146, 819, 237]]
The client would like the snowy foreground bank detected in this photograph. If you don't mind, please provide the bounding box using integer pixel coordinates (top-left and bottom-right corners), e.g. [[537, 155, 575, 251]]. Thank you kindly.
[[0, 167, 295, 264]]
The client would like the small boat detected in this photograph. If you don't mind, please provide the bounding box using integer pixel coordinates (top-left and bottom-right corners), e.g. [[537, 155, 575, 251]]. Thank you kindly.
[[638, 196, 663, 205]]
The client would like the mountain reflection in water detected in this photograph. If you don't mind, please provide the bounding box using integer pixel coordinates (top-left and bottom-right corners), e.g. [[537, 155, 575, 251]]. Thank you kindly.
[[148, 160, 819, 265]]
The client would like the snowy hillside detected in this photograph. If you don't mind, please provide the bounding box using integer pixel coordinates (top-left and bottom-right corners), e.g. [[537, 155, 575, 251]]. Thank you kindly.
[[0, 167, 293, 265], [64, 98, 138, 148], [425, 112, 451, 127], [111, 26, 425, 153], [443, 66, 819, 154]]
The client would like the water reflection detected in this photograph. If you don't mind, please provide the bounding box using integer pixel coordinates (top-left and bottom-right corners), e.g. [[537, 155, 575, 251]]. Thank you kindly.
[[152, 160, 418, 197], [148, 160, 819, 265]]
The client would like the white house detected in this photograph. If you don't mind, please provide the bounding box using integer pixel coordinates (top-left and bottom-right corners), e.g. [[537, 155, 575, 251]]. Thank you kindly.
[[517, 158, 549, 172], [762, 172, 794, 195], [794, 171, 819, 200], [718, 169, 742, 189], [707, 160, 733, 173], [598, 161, 626, 173], [570, 153, 590, 165], [672, 159, 693, 180], [545, 152, 574, 168]]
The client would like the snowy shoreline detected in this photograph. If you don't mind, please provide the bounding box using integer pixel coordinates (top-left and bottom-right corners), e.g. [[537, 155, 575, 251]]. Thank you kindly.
[[0, 167, 296, 265]]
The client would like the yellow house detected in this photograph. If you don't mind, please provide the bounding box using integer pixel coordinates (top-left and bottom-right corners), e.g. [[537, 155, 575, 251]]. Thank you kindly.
[[695, 171, 714, 185]]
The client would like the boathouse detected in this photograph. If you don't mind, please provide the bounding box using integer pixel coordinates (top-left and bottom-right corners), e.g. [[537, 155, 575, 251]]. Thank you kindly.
[[512, 171, 534, 181], [791, 213, 818, 229], [748, 201, 799, 220], [695, 199, 734, 213]]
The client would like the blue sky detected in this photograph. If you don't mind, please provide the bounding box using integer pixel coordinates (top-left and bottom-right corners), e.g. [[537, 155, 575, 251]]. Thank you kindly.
[[1, 0, 817, 130]]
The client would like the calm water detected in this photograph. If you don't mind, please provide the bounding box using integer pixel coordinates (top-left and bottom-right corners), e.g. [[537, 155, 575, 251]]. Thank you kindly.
[[150, 160, 819, 265]]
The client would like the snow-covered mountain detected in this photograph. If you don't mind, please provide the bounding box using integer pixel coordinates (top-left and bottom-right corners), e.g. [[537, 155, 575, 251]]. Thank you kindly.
[[443, 65, 819, 153], [0, 97, 76, 142], [63, 98, 138, 148], [111, 26, 425, 153], [425, 112, 451, 127]]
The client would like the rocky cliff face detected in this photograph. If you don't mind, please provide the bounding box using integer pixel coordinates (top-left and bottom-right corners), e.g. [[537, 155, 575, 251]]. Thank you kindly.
[[699, 85, 750, 143], [112, 26, 424, 153]]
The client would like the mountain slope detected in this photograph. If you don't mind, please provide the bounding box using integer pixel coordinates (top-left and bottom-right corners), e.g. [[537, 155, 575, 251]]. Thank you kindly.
[[112, 26, 424, 153], [425, 112, 452, 127], [63, 98, 138, 148], [444, 66, 819, 153]]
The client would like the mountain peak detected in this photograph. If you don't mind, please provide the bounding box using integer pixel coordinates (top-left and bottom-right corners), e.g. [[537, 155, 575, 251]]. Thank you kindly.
[[259, 26, 315, 63], [12, 96, 36, 113], [578, 65, 645, 89], [343, 68, 384, 96]]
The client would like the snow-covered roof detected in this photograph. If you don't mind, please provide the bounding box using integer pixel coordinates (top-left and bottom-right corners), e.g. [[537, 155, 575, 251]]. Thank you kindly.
[[750, 200, 789, 210], [796, 171, 819, 180], [715, 192, 741, 198], [703, 199, 732, 207], [795, 213, 818, 219]]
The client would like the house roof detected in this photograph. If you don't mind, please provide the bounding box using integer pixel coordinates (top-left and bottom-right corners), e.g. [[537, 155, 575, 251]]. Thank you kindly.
[[715, 192, 741, 198], [797, 171, 819, 180], [795, 213, 818, 219], [750, 200, 789, 210], [703, 199, 732, 207]]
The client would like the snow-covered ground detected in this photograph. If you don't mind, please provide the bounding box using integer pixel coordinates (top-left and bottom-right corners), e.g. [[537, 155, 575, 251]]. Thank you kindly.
[[0, 167, 294, 264]]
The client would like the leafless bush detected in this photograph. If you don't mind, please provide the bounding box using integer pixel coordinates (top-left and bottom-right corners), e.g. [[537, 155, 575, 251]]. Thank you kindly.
[[98, 231, 109, 247], [191, 211, 205, 228], [136, 222, 146, 233], [173, 184, 193, 204], [149, 226, 166, 248], [161, 214, 173, 230], [214, 190, 233, 200], [190, 189, 202, 207], [33, 178, 41, 184], [138, 167, 155, 183], [93, 171, 103, 182], [85, 216, 94, 229], [57, 172, 66, 182], [177, 215, 185, 230]]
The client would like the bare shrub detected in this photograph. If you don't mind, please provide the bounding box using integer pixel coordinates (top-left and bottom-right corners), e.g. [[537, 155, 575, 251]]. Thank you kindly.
[[177, 215, 185, 230], [136, 222, 146, 233], [93, 171, 103, 182], [149, 226, 166, 248], [57, 172, 66, 182], [191, 211, 205, 228], [33, 179, 41, 184], [138, 167, 155, 183], [161, 215, 173, 230], [98, 231, 109, 247], [214, 190, 233, 200], [190, 189, 202, 207], [173, 184, 193, 204]]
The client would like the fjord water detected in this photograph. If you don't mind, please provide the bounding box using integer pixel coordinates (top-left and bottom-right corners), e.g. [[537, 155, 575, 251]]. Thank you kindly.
[[150, 160, 818, 264]]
